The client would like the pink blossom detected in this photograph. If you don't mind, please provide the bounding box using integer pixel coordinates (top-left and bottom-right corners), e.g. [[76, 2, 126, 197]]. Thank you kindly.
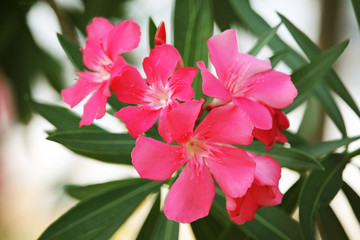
[[61, 17, 141, 126], [154, 22, 166, 46], [131, 100, 256, 223], [226, 153, 283, 224], [112, 44, 196, 142], [197, 29, 297, 131]]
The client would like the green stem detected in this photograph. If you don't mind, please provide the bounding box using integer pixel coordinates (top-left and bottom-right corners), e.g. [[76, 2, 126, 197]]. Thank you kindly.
[[348, 148, 360, 159]]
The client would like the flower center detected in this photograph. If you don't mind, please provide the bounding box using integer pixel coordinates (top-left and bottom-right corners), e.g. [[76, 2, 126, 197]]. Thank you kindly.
[[185, 138, 206, 158]]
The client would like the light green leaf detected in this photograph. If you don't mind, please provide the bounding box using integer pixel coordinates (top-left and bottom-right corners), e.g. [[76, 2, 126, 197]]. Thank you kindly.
[[297, 97, 322, 141], [269, 47, 291, 68], [248, 24, 281, 56], [39, 180, 162, 240], [47, 130, 134, 165], [57, 33, 85, 71], [240, 141, 323, 170], [352, 0, 360, 31], [148, 17, 157, 50], [316, 205, 349, 240], [342, 182, 360, 223], [299, 154, 348, 240], [136, 193, 161, 240]]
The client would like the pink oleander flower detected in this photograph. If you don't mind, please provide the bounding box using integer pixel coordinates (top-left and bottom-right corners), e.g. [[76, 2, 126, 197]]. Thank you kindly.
[[226, 153, 283, 224], [197, 29, 297, 132], [131, 100, 256, 223], [253, 105, 290, 150], [61, 17, 141, 126], [112, 44, 196, 143]]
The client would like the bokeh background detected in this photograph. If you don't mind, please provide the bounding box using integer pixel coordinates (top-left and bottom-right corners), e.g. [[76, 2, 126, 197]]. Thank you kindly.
[[0, 0, 359, 239]]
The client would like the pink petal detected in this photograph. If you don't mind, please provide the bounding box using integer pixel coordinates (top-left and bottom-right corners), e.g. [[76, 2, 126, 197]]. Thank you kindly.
[[233, 98, 272, 130], [252, 185, 283, 206], [246, 70, 297, 109], [154, 22, 166, 46], [143, 44, 180, 86], [169, 67, 196, 101], [80, 82, 109, 126], [131, 135, 185, 180], [82, 39, 111, 72], [226, 194, 259, 225], [115, 105, 160, 138], [164, 163, 215, 223], [158, 107, 173, 143], [111, 65, 148, 104], [207, 146, 255, 198], [197, 61, 231, 101], [105, 19, 141, 61], [249, 153, 282, 187], [195, 105, 253, 145], [166, 99, 204, 144], [86, 17, 113, 44], [232, 53, 272, 82], [61, 71, 102, 108]]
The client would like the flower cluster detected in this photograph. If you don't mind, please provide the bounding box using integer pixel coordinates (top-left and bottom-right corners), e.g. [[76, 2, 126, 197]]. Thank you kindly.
[[62, 18, 297, 224]]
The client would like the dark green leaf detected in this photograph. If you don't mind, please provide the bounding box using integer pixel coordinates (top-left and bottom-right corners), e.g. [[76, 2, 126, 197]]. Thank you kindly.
[[47, 130, 134, 165], [39, 179, 162, 240], [150, 213, 179, 240], [280, 176, 305, 214], [136, 193, 161, 240], [283, 130, 308, 146], [342, 182, 360, 223], [351, 0, 360, 32], [174, 0, 213, 99], [299, 154, 348, 240], [213, 0, 239, 31], [248, 24, 281, 56], [269, 47, 291, 68], [316, 205, 349, 240], [295, 136, 360, 158], [57, 33, 85, 71], [240, 141, 323, 170], [297, 97, 322, 141], [148, 17, 157, 50], [279, 13, 360, 118], [33, 102, 103, 131]]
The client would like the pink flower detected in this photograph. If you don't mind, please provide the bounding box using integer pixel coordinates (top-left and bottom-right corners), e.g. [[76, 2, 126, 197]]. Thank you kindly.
[[131, 100, 256, 223], [253, 105, 290, 150], [154, 22, 166, 46], [197, 29, 297, 131], [112, 44, 196, 142], [226, 153, 283, 224], [61, 17, 141, 126]]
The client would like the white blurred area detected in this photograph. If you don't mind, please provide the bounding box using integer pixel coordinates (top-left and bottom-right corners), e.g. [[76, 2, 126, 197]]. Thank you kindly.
[[0, 0, 359, 239]]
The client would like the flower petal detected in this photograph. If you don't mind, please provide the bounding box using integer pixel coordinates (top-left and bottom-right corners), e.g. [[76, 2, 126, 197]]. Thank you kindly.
[[197, 61, 231, 101], [207, 147, 255, 198], [115, 105, 160, 138], [226, 194, 259, 225], [143, 44, 180, 86], [195, 105, 253, 145], [169, 67, 196, 101], [233, 98, 272, 130], [246, 70, 297, 109], [164, 163, 215, 223], [166, 99, 204, 144], [252, 185, 283, 206], [249, 153, 282, 187], [104, 19, 141, 61], [154, 21, 166, 46], [86, 17, 113, 44], [61, 71, 102, 108], [131, 135, 185, 180]]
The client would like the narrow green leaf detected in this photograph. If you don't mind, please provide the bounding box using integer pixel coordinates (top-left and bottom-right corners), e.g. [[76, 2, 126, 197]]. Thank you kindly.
[[213, 0, 239, 31], [280, 176, 305, 214], [269, 47, 291, 68], [352, 0, 360, 31], [47, 130, 134, 165], [64, 179, 143, 200], [342, 182, 360, 223], [284, 40, 349, 112], [136, 193, 161, 240], [299, 154, 348, 240], [295, 136, 360, 158], [278, 13, 360, 118], [39, 180, 162, 240], [148, 17, 157, 50], [283, 130, 308, 146], [57, 33, 85, 71], [297, 97, 322, 141], [248, 24, 281, 56], [316, 205, 349, 240], [33, 102, 103, 131], [174, 0, 213, 99], [240, 141, 323, 170], [150, 213, 179, 240]]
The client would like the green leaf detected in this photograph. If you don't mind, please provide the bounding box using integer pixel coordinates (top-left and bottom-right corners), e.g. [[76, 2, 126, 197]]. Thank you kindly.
[[65, 179, 143, 200], [39, 179, 162, 240], [174, 0, 213, 99], [47, 130, 134, 165], [278, 13, 360, 118], [148, 17, 157, 50], [295, 136, 360, 158], [279, 176, 305, 214], [297, 97, 322, 141], [57, 33, 85, 71], [248, 24, 281, 56], [240, 141, 323, 170], [299, 154, 348, 240], [150, 213, 179, 240], [342, 182, 360, 223], [213, 0, 239, 31], [316, 205, 349, 240], [136, 193, 161, 240], [269, 47, 291, 68], [33, 102, 103, 131], [352, 0, 360, 31]]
